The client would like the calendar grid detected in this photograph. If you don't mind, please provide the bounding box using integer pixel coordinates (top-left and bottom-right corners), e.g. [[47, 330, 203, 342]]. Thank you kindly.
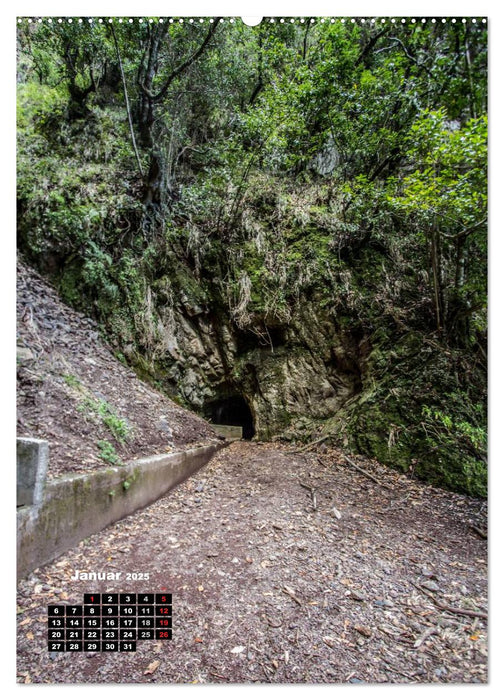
[[47, 593, 172, 652]]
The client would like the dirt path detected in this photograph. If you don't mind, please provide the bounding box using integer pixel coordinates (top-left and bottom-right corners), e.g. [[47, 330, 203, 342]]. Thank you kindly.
[[17, 442, 487, 684]]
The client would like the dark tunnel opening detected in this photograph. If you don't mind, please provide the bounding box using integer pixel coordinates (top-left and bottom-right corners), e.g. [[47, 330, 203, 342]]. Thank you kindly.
[[205, 395, 255, 440]]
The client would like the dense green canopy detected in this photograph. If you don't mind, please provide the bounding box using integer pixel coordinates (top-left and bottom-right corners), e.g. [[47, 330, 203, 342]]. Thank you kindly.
[[17, 18, 487, 495]]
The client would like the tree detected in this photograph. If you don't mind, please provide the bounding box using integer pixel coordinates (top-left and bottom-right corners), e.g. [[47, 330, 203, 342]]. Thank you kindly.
[[388, 109, 487, 345], [129, 19, 222, 208]]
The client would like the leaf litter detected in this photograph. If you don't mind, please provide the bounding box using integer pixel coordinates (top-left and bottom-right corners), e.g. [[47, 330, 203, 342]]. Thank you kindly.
[[17, 441, 487, 683]]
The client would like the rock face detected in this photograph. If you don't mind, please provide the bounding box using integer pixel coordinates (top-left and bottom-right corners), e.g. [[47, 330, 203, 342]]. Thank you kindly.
[[247, 346, 357, 438], [140, 292, 362, 440]]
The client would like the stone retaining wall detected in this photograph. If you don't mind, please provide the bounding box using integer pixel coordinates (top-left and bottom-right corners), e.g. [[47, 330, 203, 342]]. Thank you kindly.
[[17, 442, 225, 580]]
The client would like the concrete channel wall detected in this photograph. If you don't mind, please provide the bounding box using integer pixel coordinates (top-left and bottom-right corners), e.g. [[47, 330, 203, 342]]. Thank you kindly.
[[17, 442, 225, 580]]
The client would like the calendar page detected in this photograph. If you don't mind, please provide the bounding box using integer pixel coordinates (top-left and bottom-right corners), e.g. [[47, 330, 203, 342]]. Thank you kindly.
[[15, 3, 489, 687]]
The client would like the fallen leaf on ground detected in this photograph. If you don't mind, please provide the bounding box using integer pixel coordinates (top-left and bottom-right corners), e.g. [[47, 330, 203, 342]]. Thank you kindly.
[[144, 660, 160, 675], [282, 585, 303, 606]]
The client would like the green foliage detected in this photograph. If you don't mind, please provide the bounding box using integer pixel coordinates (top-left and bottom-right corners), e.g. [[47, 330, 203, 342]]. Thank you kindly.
[[422, 403, 486, 455], [97, 440, 121, 465], [16, 20, 487, 496], [99, 405, 130, 444], [17, 83, 67, 134], [79, 397, 131, 444], [63, 374, 81, 389], [344, 331, 487, 497], [386, 110, 487, 343], [391, 110, 487, 229]]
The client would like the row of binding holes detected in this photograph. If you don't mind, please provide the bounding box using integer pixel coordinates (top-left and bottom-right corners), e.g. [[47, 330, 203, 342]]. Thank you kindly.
[[18, 18, 487, 25]]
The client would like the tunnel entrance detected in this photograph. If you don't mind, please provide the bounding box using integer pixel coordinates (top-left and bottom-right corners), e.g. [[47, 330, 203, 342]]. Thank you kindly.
[[205, 395, 255, 440]]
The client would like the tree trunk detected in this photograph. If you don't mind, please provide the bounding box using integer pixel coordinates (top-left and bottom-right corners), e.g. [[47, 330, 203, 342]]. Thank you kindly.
[[430, 225, 442, 334], [111, 25, 144, 179], [143, 149, 168, 207], [136, 20, 221, 209], [464, 26, 476, 119], [137, 25, 167, 148]]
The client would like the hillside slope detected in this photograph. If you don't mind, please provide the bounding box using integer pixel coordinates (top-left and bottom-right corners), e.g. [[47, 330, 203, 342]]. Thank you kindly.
[[16, 260, 219, 479], [16, 20, 487, 496]]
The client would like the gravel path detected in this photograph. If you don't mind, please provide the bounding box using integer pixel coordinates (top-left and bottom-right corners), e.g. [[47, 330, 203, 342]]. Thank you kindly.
[[17, 441, 487, 684]]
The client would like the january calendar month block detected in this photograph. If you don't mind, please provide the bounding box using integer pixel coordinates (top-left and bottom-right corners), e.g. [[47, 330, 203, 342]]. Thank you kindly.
[[155, 629, 172, 640], [45, 592, 173, 652], [138, 605, 153, 616], [137, 594, 154, 604], [101, 593, 119, 604], [83, 594, 100, 604], [102, 617, 119, 628], [84, 605, 101, 617], [138, 629, 155, 640], [102, 605, 119, 616], [156, 605, 172, 616], [155, 617, 172, 628], [84, 617, 100, 628], [119, 629, 136, 640], [65, 605, 83, 616], [48, 605, 65, 617], [155, 593, 172, 604], [119, 617, 136, 628], [119, 593, 136, 604], [138, 617, 154, 628], [48, 629, 65, 640], [120, 605, 136, 616], [48, 617, 64, 628], [84, 629, 100, 641], [102, 629, 119, 640], [66, 617, 82, 628], [65, 629, 82, 640]]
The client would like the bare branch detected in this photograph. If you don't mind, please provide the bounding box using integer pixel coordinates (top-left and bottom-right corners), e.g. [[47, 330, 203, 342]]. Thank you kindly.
[[111, 25, 144, 179], [141, 19, 222, 103]]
